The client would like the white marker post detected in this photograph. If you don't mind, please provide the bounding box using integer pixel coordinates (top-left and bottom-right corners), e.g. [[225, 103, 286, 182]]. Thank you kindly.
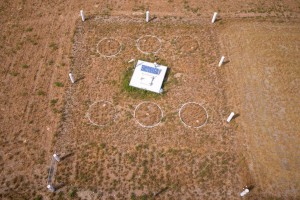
[[146, 10, 150, 22], [53, 154, 60, 162], [69, 72, 75, 83], [227, 112, 235, 123], [80, 10, 85, 22], [218, 56, 225, 67], [240, 188, 250, 197], [47, 184, 55, 192], [128, 59, 135, 63], [212, 12, 218, 23]]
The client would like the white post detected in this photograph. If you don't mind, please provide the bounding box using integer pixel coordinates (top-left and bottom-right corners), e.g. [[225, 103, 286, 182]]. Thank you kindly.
[[218, 56, 225, 67], [69, 72, 75, 83], [212, 12, 218, 23], [53, 154, 60, 162], [146, 11, 150, 22], [47, 184, 55, 192], [80, 10, 85, 22], [240, 188, 250, 197], [128, 59, 135, 63], [227, 112, 235, 123]]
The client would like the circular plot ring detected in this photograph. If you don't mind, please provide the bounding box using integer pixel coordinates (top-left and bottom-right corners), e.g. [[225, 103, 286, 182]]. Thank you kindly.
[[134, 101, 164, 128], [86, 100, 116, 127], [136, 35, 162, 55], [179, 102, 208, 128], [96, 37, 122, 58], [173, 35, 199, 54]]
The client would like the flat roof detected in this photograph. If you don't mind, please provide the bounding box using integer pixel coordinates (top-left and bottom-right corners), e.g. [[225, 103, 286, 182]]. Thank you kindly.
[[129, 60, 168, 93]]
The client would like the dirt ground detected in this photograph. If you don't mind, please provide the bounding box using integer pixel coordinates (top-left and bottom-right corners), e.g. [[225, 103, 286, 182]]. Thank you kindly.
[[219, 19, 300, 198], [0, 0, 299, 199]]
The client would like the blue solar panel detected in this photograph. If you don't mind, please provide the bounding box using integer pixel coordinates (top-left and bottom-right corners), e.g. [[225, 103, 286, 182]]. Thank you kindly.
[[141, 65, 160, 75]]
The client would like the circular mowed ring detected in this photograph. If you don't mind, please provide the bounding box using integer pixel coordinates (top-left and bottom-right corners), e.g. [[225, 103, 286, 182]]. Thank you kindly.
[[136, 35, 162, 55], [174, 35, 199, 54], [86, 101, 116, 127], [134, 102, 163, 128], [96, 38, 122, 58], [179, 102, 208, 128]]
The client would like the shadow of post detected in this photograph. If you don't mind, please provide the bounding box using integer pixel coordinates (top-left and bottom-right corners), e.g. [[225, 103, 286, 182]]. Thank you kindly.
[[248, 185, 255, 191], [223, 60, 230, 65], [75, 76, 85, 83], [153, 186, 169, 197], [54, 182, 66, 191], [215, 17, 222, 22], [232, 113, 240, 120], [149, 16, 157, 22], [60, 152, 74, 161]]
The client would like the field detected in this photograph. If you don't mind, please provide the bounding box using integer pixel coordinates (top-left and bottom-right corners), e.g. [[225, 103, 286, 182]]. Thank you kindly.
[[0, 1, 299, 200]]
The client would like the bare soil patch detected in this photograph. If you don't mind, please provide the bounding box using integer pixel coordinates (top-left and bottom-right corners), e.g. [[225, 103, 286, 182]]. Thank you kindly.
[[219, 20, 300, 199]]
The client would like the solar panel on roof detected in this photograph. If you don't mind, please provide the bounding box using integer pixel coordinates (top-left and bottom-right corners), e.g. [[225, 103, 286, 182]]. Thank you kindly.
[[141, 65, 161, 75]]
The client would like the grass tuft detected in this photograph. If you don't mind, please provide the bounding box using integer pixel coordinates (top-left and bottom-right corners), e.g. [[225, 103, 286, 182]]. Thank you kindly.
[[37, 90, 46, 96], [54, 82, 64, 87], [22, 64, 29, 69], [49, 42, 58, 51]]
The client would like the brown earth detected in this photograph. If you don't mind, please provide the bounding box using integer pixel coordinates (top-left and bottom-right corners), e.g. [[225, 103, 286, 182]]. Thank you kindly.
[[0, 0, 299, 199]]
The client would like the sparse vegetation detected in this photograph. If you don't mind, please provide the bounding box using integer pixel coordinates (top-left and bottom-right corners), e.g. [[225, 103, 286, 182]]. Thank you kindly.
[[2, 1, 299, 199], [48, 59, 54, 65], [9, 71, 19, 76], [50, 99, 58, 106], [54, 82, 64, 87], [25, 27, 33, 32], [69, 188, 77, 198], [22, 64, 29, 69], [49, 42, 58, 51], [37, 90, 46, 96]]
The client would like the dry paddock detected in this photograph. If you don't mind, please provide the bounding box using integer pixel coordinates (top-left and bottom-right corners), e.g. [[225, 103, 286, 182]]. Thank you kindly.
[[0, 1, 299, 199]]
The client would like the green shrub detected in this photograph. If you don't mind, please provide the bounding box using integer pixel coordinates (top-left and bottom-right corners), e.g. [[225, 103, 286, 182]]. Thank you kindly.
[[49, 42, 58, 50], [22, 64, 29, 69], [37, 90, 46, 96], [48, 60, 54, 65], [26, 27, 33, 32], [54, 82, 64, 87], [50, 99, 58, 106], [69, 188, 77, 198], [34, 195, 43, 200]]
